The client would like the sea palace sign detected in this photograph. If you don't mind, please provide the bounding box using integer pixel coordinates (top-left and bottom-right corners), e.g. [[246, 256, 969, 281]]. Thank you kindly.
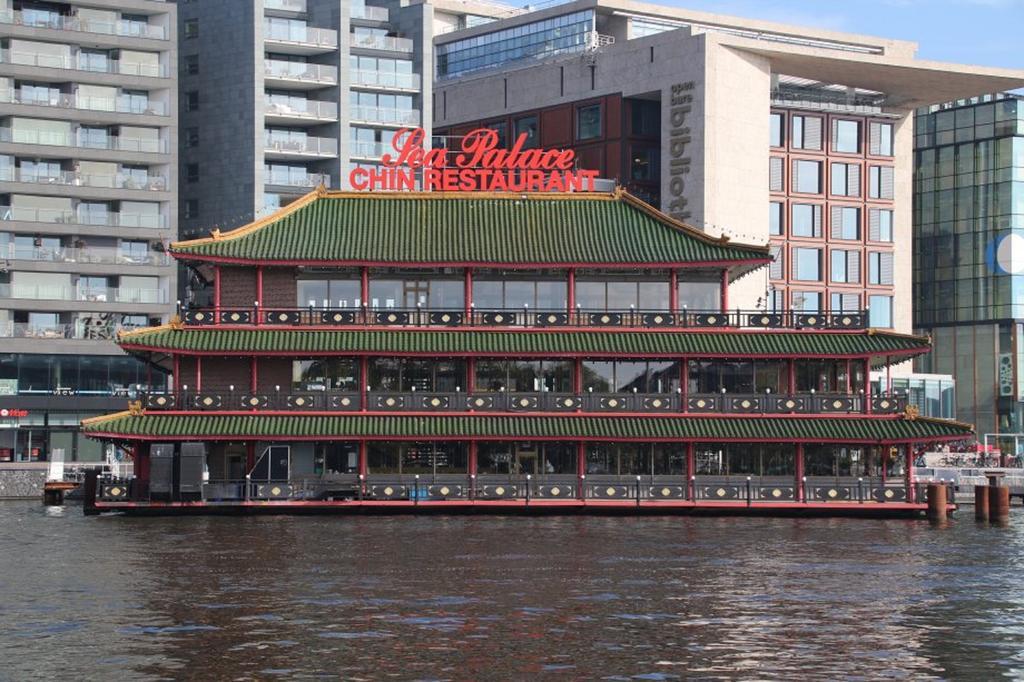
[[349, 128, 600, 192]]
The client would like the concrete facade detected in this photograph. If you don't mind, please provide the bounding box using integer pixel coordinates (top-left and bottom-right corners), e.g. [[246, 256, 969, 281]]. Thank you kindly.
[[0, 0, 178, 461]]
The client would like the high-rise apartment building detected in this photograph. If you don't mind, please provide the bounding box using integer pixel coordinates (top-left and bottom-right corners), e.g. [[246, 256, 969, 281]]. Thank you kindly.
[[914, 93, 1024, 441], [174, 0, 513, 250], [0, 0, 178, 462], [429, 0, 1024, 338]]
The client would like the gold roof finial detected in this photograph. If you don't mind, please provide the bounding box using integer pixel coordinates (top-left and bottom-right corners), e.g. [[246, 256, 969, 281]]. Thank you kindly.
[[169, 314, 183, 330], [127, 400, 144, 417], [903, 404, 920, 421]]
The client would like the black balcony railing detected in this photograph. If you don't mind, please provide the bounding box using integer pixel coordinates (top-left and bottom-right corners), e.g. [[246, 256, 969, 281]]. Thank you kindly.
[[141, 390, 907, 415], [181, 306, 869, 331]]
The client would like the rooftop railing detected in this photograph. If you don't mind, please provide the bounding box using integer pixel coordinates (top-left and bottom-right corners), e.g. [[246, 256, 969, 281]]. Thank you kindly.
[[182, 306, 870, 331], [0, 50, 167, 77], [142, 389, 907, 416], [0, 9, 168, 40], [4, 244, 172, 267], [0, 205, 167, 229]]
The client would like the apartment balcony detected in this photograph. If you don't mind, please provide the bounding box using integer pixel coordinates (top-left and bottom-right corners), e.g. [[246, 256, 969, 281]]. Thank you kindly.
[[0, 321, 146, 341], [0, 168, 168, 192], [264, 0, 307, 14], [264, 134, 338, 159], [0, 205, 167, 229], [350, 69, 420, 92], [0, 284, 168, 305], [3, 244, 172, 267], [0, 128, 168, 155], [350, 140, 388, 159], [264, 99, 338, 125], [0, 50, 168, 78], [350, 33, 414, 53], [0, 9, 168, 41], [351, 5, 389, 21], [1, 89, 168, 117], [263, 59, 337, 88], [349, 105, 420, 127], [264, 170, 330, 189], [263, 24, 338, 55]]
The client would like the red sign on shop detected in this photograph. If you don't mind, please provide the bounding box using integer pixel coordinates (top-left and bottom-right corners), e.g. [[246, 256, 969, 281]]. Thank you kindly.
[[0, 409, 27, 418], [348, 127, 600, 192]]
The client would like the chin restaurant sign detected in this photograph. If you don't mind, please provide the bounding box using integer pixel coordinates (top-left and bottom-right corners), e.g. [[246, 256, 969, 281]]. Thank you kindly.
[[349, 127, 600, 192]]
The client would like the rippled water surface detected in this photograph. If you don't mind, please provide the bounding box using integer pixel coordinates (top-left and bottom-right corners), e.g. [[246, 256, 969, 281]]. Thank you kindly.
[[2, 504, 1024, 680]]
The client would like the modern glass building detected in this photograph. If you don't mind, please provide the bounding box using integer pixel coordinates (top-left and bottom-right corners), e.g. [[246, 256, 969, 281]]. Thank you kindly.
[[913, 93, 1024, 442]]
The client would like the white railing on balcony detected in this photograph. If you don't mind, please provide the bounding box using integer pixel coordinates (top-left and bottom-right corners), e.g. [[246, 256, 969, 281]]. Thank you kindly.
[[0, 128, 167, 153], [264, 170, 329, 187], [350, 140, 388, 158], [3, 244, 172, 266], [264, 99, 338, 121], [350, 69, 420, 91], [264, 59, 337, 84], [0, 284, 168, 304], [0, 168, 168, 191], [0, 9, 167, 40], [264, 23, 338, 49], [3, 89, 168, 116], [349, 106, 420, 126], [352, 5, 389, 21], [264, 134, 338, 156], [0, 206, 167, 229], [264, 0, 307, 12], [0, 50, 167, 77], [351, 33, 414, 52]]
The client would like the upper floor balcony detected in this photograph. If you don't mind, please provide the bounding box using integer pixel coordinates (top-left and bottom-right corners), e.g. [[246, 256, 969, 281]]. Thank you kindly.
[[264, 0, 307, 13], [0, 320, 150, 341], [0, 205, 167, 229], [0, 167, 168, 192], [0, 128, 168, 154], [350, 69, 420, 92], [2, 89, 168, 117], [349, 105, 420, 127], [0, 9, 168, 41], [351, 5, 389, 21], [264, 98, 338, 123], [0, 283, 168, 304], [3, 244, 172, 267], [349, 140, 387, 159], [0, 50, 168, 78], [263, 22, 338, 54], [182, 305, 869, 331], [264, 169, 330, 188], [263, 133, 338, 159], [350, 33, 413, 53], [263, 59, 338, 87]]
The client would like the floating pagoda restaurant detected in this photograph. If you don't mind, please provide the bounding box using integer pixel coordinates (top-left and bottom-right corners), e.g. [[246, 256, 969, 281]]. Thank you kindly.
[[82, 189, 971, 516]]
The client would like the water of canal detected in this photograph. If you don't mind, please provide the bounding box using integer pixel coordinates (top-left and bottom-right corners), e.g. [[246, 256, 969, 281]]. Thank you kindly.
[[1, 502, 1022, 680]]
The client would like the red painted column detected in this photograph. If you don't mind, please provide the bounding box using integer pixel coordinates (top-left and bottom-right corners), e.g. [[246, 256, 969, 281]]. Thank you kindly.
[[468, 441, 478, 476], [213, 265, 221, 319], [360, 356, 369, 411], [576, 442, 585, 498], [686, 442, 695, 500], [906, 444, 916, 502], [864, 358, 873, 414], [567, 268, 576, 314], [255, 266, 263, 327], [466, 357, 475, 393], [358, 440, 368, 479], [246, 442, 255, 472], [787, 358, 796, 393], [680, 357, 688, 412], [795, 443, 805, 501], [845, 359, 852, 394], [720, 268, 729, 313], [573, 358, 583, 393], [360, 266, 370, 309], [881, 446, 889, 486], [669, 269, 678, 313], [886, 356, 893, 393], [173, 355, 180, 391], [250, 356, 258, 394], [195, 356, 202, 392], [464, 267, 473, 316]]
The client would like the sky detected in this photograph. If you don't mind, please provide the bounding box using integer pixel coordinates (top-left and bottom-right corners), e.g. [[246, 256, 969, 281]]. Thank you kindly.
[[511, 0, 1024, 71]]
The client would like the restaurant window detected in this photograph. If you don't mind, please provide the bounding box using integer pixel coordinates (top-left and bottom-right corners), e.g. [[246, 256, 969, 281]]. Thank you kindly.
[[292, 358, 357, 391], [688, 360, 783, 394], [576, 274, 670, 311], [297, 274, 361, 307], [514, 115, 539, 149], [769, 201, 783, 236], [582, 360, 679, 393], [793, 159, 822, 194], [832, 119, 860, 154], [478, 442, 576, 476], [369, 358, 467, 392], [577, 104, 601, 140], [367, 441, 467, 476], [473, 273, 567, 309], [475, 360, 572, 393], [677, 274, 721, 311], [369, 270, 464, 309], [485, 120, 507, 148]]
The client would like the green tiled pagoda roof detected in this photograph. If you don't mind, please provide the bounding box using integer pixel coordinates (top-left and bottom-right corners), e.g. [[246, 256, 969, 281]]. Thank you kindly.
[[118, 327, 931, 360], [169, 190, 770, 267], [82, 413, 972, 443]]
